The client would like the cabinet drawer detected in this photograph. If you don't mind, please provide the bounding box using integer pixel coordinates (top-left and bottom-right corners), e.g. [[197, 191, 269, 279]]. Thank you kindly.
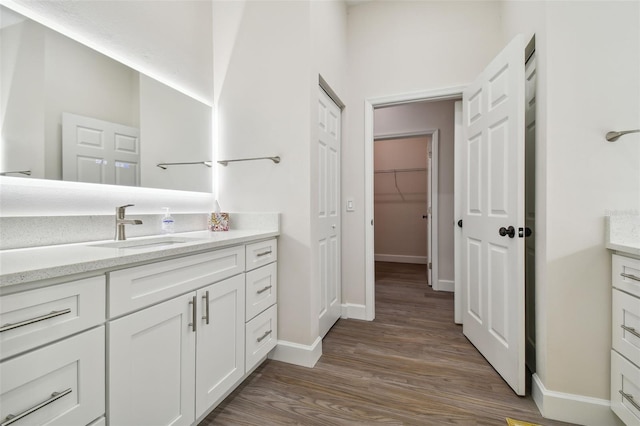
[[109, 246, 245, 318], [245, 239, 277, 271], [614, 254, 640, 298], [613, 289, 640, 366], [0, 276, 105, 360], [245, 304, 277, 372], [611, 349, 640, 425], [0, 327, 105, 426], [246, 263, 277, 321]]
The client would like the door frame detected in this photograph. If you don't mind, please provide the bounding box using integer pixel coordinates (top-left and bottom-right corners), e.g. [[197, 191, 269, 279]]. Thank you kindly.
[[373, 129, 439, 287], [364, 86, 464, 320]]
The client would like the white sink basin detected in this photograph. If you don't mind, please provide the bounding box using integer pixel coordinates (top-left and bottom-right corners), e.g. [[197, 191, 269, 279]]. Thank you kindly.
[[90, 236, 201, 250]]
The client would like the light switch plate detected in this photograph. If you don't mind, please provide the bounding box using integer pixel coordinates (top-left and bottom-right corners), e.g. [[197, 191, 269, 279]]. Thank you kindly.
[[346, 199, 355, 212]]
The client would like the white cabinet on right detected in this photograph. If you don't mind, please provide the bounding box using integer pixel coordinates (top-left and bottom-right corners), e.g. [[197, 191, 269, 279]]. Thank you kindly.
[[611, 253, 640, 425], [245, 239, 278, 373]]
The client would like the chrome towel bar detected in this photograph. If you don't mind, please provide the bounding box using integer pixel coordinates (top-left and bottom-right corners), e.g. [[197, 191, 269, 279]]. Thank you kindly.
[[606, 129, 640, 142], [156, 161, 212, 169], [0, 170, 31, 176], [217, 156, 281, 166]]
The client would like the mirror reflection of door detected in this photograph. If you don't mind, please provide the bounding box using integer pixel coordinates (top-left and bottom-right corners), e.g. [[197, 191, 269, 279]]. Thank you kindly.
[[62, 113, 140, 186]]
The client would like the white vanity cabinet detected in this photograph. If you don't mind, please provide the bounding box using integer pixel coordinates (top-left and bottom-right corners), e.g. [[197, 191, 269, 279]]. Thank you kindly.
[[0, 276, 106, 426], [0, 232, 278, 426], [108, 240, 276, 426], [109, 277, 246, 426], [611, 253, 640, 425]]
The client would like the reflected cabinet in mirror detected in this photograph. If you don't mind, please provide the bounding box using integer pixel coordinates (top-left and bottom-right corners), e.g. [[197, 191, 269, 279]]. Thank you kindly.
[[0, 5, 212, 193]]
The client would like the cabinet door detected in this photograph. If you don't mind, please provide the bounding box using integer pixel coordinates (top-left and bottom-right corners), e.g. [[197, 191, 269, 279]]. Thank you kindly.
[[195, 275, 245, 418], [109, 294, 196, 426]]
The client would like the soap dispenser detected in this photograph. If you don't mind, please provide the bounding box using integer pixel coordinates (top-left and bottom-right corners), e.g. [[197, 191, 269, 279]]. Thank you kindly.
[[161, 207, 175, 234]]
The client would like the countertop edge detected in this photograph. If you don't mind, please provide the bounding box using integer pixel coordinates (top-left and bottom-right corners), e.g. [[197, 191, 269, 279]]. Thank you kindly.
[[0, 230, 279, 289]]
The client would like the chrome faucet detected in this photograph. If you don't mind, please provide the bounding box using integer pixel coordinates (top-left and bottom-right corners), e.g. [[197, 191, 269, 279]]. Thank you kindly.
[[115, 204, 143, 241]]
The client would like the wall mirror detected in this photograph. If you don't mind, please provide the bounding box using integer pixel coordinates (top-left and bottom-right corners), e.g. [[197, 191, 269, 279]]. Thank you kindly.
[[0, 5, 212, 193]]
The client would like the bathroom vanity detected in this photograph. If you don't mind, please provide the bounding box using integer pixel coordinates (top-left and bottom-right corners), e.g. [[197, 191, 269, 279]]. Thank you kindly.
[[607, 216, 640, 425], [0, 229, 278, 426]]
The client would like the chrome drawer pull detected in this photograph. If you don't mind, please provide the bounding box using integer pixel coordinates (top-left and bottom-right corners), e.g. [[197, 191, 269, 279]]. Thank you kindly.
[[189, 296, 197, 332], [256, 250, 272, 257], [619, 390, 640, 412], [0, 309, 72, 333], [1, 388, 72, 426], [257, 330, 272, 343], [621, 272, 640, 282], [621, 325, 640, 339], [202, 291, 210, 325], [257, 285, 273, 295]]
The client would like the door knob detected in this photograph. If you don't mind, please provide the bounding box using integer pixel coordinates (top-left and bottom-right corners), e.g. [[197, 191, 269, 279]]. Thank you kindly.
[[422, 215, 428, 219], [457, 220, 463, 228], [519, 227, 532, 238], [499, 226, 516, 238]]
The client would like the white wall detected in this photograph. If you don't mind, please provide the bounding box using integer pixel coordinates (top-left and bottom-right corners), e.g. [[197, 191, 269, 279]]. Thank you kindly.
[[501, 1, 639, 424], [213, 0, 347, 352], [1, 17, 45, 178], [44, 29, 139, 180], [139, 75, 211, 193], [374, 100, 458, 279], [344, 1, 503, 305], [5, 0, 213, 103]]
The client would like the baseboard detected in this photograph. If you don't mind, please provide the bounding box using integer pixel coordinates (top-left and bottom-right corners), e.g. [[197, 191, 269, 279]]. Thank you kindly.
[[374, 254, 427, 264], [341, 303, 367, 320], [436, 279, 454, 292], [269, 337, 323, 368], [532, 373, 623, 426]]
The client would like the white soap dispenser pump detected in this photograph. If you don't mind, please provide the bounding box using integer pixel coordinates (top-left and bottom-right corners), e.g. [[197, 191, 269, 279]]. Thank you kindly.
[[161, 207, 175, 234]]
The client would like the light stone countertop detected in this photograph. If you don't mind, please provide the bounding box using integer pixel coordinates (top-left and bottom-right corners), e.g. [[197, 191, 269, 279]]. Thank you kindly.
[[0, 229, 278, 289], [606, 215, 640, 257]]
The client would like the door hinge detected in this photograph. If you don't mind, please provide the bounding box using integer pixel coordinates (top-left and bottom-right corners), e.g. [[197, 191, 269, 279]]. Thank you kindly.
[[428, 262, 432, 269]]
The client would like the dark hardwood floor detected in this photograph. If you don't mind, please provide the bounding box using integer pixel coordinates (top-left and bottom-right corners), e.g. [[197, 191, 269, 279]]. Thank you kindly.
[[201, 262, 575, 426]]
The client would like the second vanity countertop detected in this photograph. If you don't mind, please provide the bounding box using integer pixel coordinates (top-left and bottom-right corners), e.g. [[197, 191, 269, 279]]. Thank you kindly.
[[606, 215, 640, 257], [0, 229, 279, 289]]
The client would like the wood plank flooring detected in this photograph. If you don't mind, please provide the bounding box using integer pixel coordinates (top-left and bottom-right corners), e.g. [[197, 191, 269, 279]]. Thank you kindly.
[[200, 262, 575, 426]]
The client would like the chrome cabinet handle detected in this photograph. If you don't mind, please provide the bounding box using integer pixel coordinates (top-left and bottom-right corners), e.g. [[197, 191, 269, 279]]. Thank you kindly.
[[619, 390, 640, 412], [621, 324, 640, 339], [202, 291, 210, 325], [257, 330, 272, 343], [257, 285, 273, 295], [189, 296, 197, 332], [621, 272, 640, 282], [0, 309, 72, 333], [1, 388, 72, 426], [256, 250, 272, 257]]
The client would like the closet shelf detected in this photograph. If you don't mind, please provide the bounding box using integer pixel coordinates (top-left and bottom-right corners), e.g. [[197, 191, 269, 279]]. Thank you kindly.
[[374, 167, 426, 174]]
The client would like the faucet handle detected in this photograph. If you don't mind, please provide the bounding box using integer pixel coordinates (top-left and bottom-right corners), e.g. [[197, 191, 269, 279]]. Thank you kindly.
[[116, 204, 135, 218]]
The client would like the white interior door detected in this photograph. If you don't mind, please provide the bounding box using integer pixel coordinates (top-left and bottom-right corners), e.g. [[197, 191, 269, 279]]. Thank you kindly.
[[318, 87, 341, 338], [524, 52, 537, 372], [426, 143, 433, 286], [461, 34, 526, 395], [62, 112, 140, 186], [454, 100, 463, 324]]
